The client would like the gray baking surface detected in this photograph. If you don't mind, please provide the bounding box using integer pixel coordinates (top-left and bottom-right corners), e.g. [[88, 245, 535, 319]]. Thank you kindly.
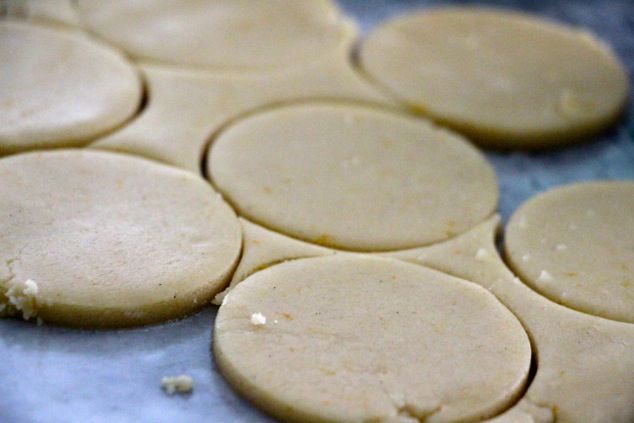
[[1, 1, 633, 422]]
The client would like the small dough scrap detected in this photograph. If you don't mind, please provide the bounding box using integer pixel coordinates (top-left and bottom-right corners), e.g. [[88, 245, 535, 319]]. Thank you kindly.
[[161, 375, 194, 395], [360, 7, 629, 149], [382, 214, 634, 422], [505, 181, 634, 323], [0, 150, 241, 328], [91, 40, 394, 172], [209, 103, 498, 251], [0, 21, 142, 156], [75, 0, 355, 71], [214, 255, 531, 423]]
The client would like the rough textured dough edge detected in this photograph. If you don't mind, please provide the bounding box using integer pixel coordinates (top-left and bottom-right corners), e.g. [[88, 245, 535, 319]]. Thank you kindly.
[[217, 214, 634, 421], [383, 215, 634, 422], [0, 150, 242, 328], [214, 254, 532, 422]]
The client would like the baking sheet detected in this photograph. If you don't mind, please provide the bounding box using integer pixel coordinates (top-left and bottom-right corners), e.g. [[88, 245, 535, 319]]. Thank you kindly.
[[1, 1, 633, 422]]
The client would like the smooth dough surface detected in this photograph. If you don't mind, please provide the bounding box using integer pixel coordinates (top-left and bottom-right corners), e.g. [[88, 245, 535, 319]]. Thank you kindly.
[[214, 255, 531, 423], [0, 0, 80, 28], [505, 181, 634, 323], [0, 21, 141, 155], [208, 103, 498, 251], [359, 7, 629, 149], [383, 215, 634, 423], [91, 42, 394, 172], [75, 0, 355, 70], [0, 150, 242, 328]]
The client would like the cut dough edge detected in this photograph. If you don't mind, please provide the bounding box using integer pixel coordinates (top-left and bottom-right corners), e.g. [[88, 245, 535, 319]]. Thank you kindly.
[[0, 150, 242, 328], [207, 102, 498, 252], [503, 181, 634, 324], [0, 21, 144, 155], [219, 215, 634, 422], [89, 32, 398, 173], [358, 7, 629, 150], [215, 254, 532, 422]]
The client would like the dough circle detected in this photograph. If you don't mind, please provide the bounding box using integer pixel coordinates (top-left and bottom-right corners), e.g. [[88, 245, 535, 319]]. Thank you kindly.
[[208, 103, 498, 251], [0, 150, 242, 328], [214, 255, 532, 423], [359, 7, 629, 149], [505, 181, 634, 323], [75, 0, 354, 70], [0, 21, 142, 155]]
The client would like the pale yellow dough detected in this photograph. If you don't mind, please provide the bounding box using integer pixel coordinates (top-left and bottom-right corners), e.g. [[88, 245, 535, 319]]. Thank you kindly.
[[208, 103, 498, 251], [91, 37, 394, 172], [230, 215, 634, 421], [504, 181, 634, 323], [215, 255, 531, 423], [75, 0, 355, 71], [383, 216, 634, 423], [0, 0, 80, 28], [360, 7, 629, 149], [0, 150, 241, 328], [0, 21, 142, 156]]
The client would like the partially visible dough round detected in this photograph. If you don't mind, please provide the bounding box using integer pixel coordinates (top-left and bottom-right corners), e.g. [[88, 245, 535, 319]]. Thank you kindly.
[[359, 7, 629, 149], [505, 181, 634, 323], [0, 21, 142, 155], [75, 0, 355, 70], [0, 150, 242, 328], [214, 255, 532, 423], [208, 103, 498, 251]]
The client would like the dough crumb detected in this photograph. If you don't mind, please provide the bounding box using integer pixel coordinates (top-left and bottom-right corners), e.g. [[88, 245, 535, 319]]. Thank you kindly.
[[161, 375, 194, 395], [475, 248, 490, 261], [251, 312, 267, 326], [555, 243, 568, 251], [4, 279, 40, 320], [537, 270, 554, 284], [211, 290, 228, 306], [522, 254, 531, 262]]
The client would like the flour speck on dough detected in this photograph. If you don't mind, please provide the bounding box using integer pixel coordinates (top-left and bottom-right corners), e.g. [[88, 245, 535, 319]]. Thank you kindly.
[[251, 312, 267, 326]]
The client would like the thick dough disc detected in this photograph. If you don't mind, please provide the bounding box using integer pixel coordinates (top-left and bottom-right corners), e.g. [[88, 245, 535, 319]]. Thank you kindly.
[[0, 150, 242, 328], [0, 21, 141, 155], [214, 255, 532, 423], [208, 103, 498, 251], [359, 8, 629, 149], [505, 181, 634, 323], [75, 0, 354, 70]]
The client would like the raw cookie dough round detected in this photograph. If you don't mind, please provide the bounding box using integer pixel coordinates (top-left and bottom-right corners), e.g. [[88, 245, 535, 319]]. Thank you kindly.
[[214, 255, 532, 423], [75, 0, 354, 70], [359, 7, 629, 149], [208, 103, 498, 251], [0, 21, 142, 156], [505, 181, 634, 323], [0, 150, 242, 328]]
